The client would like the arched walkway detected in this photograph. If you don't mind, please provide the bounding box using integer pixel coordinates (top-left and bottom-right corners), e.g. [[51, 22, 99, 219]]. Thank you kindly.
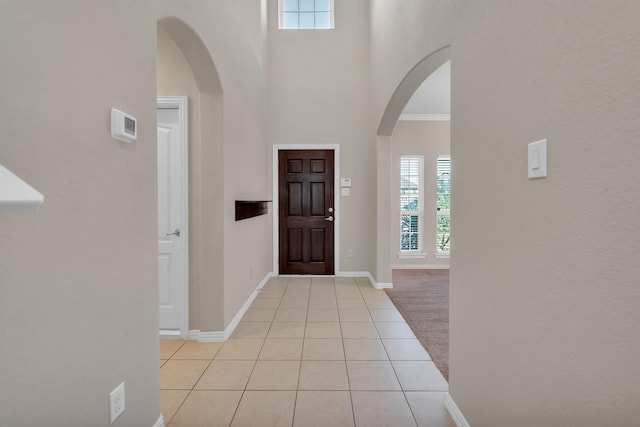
[[377, 46, 450, 137], [157, 18, 226, 333], [375, 46, 451, 284]]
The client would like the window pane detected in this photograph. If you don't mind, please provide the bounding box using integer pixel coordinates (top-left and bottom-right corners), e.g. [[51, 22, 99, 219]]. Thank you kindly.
[[299, 12, 314, 28], [436, 155, 451, 253], [410, 216, 418, 233], [299, 0, 314, 12], [315, 0, 331, 11], [400, 156, 420, 211], [315, 11, 331, 28], [401, 195, 418, 211], [437, 214, 450, 252], [400, 156, 422, 252], [282, 12, 299, 28], [401, 235, 410, 251], [436, 156, 451, 210], [283, 0, 299, 12], [410, 234, 418, 250], [401, 215, 419, 251]]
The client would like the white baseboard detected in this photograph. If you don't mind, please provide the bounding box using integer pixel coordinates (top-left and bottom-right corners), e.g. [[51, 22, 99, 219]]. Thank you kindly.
[[373, 282, 393, 289], [445, 394, 470, 427], [336, 271, 393, 289], [152, 414, 164, 427], [158, 330, 181, 339], [337, 270, 372, 283], [392, 264, 450, 270], [191, 272, 275, 343], [194, 330, 226, 342]]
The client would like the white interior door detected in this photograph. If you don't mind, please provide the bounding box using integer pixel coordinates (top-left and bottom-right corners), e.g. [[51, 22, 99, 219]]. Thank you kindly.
[[157, 97, 188, 338]]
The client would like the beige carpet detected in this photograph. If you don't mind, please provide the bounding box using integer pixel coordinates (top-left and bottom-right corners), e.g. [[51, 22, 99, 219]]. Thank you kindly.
[[386, 269, 449, 380]]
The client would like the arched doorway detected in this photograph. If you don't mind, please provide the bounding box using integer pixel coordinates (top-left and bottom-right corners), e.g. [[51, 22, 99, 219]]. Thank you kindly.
[[375, 46, 451, 284], [156, 18, 225, 337], [375, 45, 452, 381]]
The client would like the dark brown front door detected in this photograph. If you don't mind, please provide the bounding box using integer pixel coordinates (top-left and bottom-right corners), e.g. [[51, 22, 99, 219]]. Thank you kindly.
[[279, 150, 335, 275]]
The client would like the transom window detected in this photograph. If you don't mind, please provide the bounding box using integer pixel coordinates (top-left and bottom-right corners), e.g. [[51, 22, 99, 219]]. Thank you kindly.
[[279, 0, 334, 29], [400, 156, 423, 252]]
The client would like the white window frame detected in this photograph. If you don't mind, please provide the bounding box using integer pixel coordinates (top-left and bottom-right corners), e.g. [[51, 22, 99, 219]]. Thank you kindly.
[[436, 155, 451, 258], [278, 0, 335, 30], [399, 155, 425, 257]]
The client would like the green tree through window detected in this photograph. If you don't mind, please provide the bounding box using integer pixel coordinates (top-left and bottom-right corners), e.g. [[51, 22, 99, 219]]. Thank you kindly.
[[436, 156, 450, 254]]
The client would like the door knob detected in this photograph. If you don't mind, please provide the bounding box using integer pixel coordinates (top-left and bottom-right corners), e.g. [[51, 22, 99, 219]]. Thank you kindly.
[[325, 216, 334, 222], [167, 228, 181, 237]]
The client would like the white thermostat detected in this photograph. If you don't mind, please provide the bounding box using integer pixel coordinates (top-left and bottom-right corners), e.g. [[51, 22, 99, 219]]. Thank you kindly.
[[111, 108, 137, 143]]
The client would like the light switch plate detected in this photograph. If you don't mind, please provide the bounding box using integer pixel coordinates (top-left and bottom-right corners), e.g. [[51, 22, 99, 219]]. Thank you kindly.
[[341, 188, 350, 196], [528, 139, 547, 179], [340, 178, 352, 187]]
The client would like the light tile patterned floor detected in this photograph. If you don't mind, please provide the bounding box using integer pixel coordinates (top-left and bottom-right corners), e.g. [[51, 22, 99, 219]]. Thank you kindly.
[[160, 276, 455, 427]]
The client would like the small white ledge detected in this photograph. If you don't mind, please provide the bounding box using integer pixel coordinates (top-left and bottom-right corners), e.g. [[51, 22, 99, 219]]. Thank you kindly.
[[0, 164, 44, 212], [397, 252, 426, 260]]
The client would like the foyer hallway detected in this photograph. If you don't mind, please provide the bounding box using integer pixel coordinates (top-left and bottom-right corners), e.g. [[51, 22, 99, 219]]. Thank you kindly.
[[159, 276, 454, 426]]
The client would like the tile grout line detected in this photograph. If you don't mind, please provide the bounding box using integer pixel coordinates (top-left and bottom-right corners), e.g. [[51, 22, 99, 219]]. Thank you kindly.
[[231, 275, 286, 427], [162, 341, 217, 426], [367, 280, 428, 427], [291, 277, 306, 427], [160, 340, 190, 426], [342, 277, 359, 427], [359, 281, 415, 426]]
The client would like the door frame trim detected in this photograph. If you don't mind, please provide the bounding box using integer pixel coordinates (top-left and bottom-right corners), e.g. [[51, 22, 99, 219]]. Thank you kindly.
[[157, 96, 189, 338], [273, 144, 340, 275]]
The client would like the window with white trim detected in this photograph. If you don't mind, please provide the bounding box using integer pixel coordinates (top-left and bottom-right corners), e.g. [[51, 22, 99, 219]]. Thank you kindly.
[[436, 155, 451, 255], [279, 0, 334, 29], [400, 156, 423, 253]]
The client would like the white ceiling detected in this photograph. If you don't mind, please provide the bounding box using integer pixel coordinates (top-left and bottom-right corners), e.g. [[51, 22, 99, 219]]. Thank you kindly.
[[401, 60, 450, 116]]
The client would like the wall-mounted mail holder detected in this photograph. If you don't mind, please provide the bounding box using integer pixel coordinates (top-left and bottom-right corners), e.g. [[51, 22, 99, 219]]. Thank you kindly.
[[235, 200, 271, 221]]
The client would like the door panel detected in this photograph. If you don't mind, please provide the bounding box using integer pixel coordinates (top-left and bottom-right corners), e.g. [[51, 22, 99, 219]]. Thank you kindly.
[[310, 183, 325, 215], [288, 228, 303, 261], [279, 150, 334, 274], [288, 182, 303, 215], [310, 229, 325, 262]]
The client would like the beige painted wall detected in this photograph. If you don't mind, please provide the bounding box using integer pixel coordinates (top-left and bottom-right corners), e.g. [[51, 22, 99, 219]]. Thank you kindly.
[[0, 1, 160, 425], [369, 0, 454, 129], [267, 0, 374, 274], [391, 120, 450, 268], [449, 2, 640, 425], [1, 1, 271, 424], [371, 0, 640, 425], [232, 0, 265, 66]]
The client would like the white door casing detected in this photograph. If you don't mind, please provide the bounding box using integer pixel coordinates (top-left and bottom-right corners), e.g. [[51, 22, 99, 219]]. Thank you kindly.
[[157, 96, 189, 338]]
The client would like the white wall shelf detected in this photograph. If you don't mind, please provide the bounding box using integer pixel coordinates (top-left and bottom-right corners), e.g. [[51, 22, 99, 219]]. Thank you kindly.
[[0, 164, 44, 212]]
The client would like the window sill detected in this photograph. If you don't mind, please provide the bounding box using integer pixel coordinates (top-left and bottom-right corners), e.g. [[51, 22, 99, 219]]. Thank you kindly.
[[435, 253, 450, 259], [398, 252, 426, 260]]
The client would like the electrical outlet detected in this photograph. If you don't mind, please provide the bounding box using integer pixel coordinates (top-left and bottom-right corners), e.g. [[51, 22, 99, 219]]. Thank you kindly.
[[347, 249, 353, 258], [109, 382, 125, 424]]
